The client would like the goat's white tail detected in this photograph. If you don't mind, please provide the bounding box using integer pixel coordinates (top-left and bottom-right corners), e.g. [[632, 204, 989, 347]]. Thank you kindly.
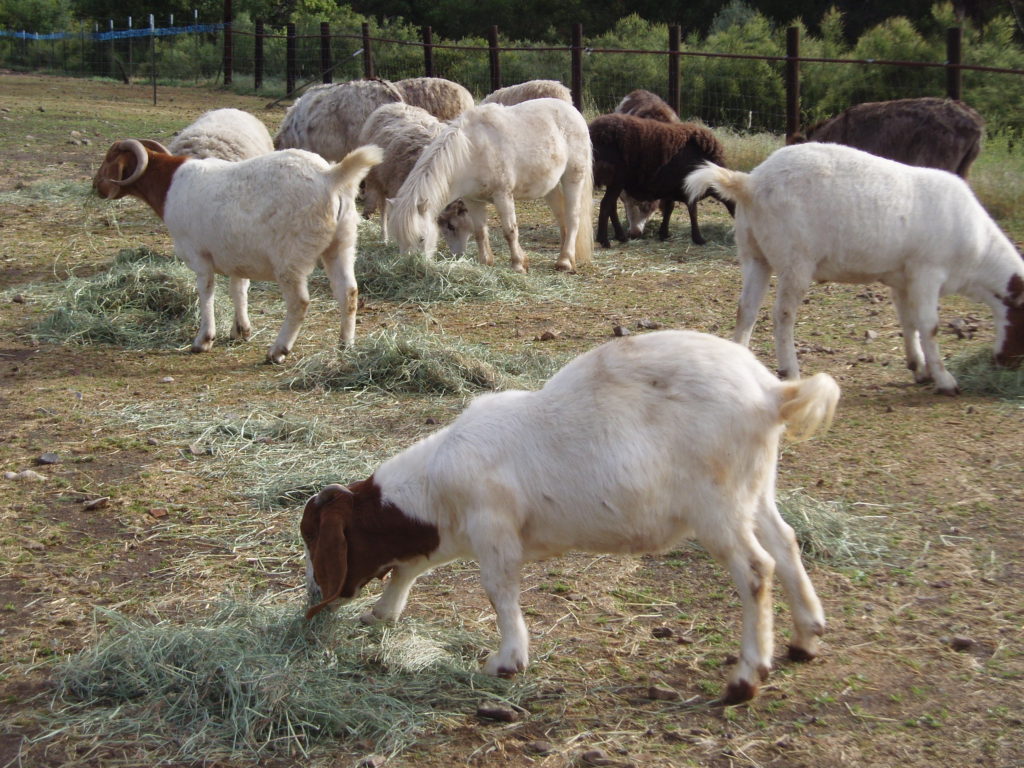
[[328, 144, 383, 197], [777, 373, 840, 442], [685, 162, 753, 207]]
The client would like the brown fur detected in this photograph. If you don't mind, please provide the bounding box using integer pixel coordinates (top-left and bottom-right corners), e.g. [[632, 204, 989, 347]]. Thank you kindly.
[[794, 97, 984, 178], [92, 140, 188, 219], [303, 476, 440, 619], [616, 89, 680, 124], [997, 274, 1024, 367]]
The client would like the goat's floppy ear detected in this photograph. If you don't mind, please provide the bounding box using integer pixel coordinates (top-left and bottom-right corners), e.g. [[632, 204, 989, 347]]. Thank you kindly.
[[303, 484, 353, 620]]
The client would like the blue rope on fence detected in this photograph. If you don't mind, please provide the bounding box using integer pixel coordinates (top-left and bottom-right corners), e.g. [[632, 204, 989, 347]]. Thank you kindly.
[[0, 23, 224, 41]]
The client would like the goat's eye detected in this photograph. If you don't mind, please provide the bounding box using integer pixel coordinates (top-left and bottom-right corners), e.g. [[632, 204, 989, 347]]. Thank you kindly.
[[447, 224, 456, 232]]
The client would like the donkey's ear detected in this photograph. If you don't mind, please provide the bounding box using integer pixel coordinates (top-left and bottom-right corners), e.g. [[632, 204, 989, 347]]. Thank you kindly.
[[303, 484, 353, 620]]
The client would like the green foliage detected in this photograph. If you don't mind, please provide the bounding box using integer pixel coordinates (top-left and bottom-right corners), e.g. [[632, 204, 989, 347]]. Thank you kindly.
[[0, 0, 72, 30]]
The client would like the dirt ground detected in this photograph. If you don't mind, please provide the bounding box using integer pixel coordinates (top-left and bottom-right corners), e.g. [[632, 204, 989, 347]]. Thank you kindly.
[[0, 72, 1022, 768]]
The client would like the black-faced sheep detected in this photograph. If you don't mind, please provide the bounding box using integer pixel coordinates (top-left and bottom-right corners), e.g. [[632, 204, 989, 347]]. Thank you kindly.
[[274, 79, 404, 162], [589, 112, 735, 248], [94, 140, 381, 363], [614, 89, 681, 239], [480, 79, 572, 106], [301, 329, 840, 704], [791, 97, 984, 178], [168, 108, 274, 161], [393, 77, 475, 121], [686, 142, 1024, 394]]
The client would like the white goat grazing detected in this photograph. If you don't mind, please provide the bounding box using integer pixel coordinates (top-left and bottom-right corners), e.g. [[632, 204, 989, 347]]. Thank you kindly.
[[686, 142, 1024, 393], [274, 79, 403, 161], [480, 79, 573, 106], [301, 329, 840, 704], [168, 108, 274, 161], [393, 77, 475, 121], [93, 140, 381, 363]]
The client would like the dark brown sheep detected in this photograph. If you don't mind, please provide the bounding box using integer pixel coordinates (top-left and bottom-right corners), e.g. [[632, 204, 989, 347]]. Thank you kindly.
[[792, 97, 984, 178], [614, 90, 681, 239], [590, 113, 735, 248]]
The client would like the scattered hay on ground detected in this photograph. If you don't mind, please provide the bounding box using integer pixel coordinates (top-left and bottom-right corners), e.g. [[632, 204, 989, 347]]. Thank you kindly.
[[777, 489, 890, 566], [27, 247, 230, 349], [285, 326, 565, 395], [349, 221, 577, 305], [44, 599, 533, 763], [948, 348, 1024, 399]]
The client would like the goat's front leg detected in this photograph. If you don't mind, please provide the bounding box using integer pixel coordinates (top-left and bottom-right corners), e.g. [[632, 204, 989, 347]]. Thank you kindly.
[[191, 265, 217, 353], [492, 192, 529, 274], [360, 558, 437, 625], [228, 276, 252, 341], [904, 276, 959, 395], [471, 521, 528, 676], [597, 186, 623, 248], [657, 198, 674, 241], [266, 276, 310, 364]]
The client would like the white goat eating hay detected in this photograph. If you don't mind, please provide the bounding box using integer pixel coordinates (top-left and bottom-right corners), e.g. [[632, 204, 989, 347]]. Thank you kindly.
[[93, 140, 381, 362], [387, 98, 594, 273], [301, 329, 840, 704], [685, 142, 1024, 393]]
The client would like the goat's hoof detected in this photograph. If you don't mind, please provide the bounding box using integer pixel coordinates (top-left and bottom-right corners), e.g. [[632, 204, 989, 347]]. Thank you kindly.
[[265, 350, 289, 365], [787, 644, 817, 663], [935, 384, 961, 396], [190, 339, 213, 354], [231, 325, 252, 341], [483, 654, 525, 678], [598, 240, 611, 249], [721, 680, 757, 705], [359, 609, 383, 625]]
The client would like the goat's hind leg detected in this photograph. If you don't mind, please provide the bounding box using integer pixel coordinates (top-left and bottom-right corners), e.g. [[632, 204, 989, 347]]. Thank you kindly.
[[754, 495, 825, 661], [320, 234, 359, 348], [266, 276, 310, 364], [733, 234, 772, 349]]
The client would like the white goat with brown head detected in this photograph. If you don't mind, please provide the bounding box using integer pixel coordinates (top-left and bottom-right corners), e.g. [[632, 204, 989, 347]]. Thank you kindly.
[[301, 330, 840, 704], [93, 140, 381, 363]]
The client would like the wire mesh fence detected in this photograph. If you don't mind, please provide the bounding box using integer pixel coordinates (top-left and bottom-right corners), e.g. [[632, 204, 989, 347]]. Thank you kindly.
[[3, 20, 1023, 135]]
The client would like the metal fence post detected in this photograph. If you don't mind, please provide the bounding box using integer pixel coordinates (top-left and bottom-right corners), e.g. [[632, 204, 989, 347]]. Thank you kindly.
[[321, 22, 332, 83], [489, 26, 501, 93], [571, 24, 582, 111], [362, 22, 374, 79], [254, 19, 264, 91], [286, 23, 296, 95], [222, 0, 232, 86], [668, 24, 681, 115], [423, 26, 434, 77], [946, 27, 963, 101], [785, 26, 800, 141]]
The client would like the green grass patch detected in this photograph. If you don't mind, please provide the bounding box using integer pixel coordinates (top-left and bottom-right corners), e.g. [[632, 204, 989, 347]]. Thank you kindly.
[[285, 327, 565, 395], [45, 600, 533, 762]]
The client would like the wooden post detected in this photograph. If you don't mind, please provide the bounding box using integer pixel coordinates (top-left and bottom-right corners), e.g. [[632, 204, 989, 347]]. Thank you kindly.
[[785, 26, 800, 141], [488, 26, 501, 93], [222, 0, 232, 86], [362, 22, 374, 78], [423, 26, 434, 77], [320, 22, 332, 83], [149, 14, 156, 104], [571, 23, 582, 111], [668, 24, 681, 116], [946, 27, 963, 101], [286, 23, 296, 95], [254, 19, 263, 91]]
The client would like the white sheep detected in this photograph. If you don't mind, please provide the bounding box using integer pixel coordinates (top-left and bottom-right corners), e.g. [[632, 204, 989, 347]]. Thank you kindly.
[[393, 77, 475, 121], [301, 329, 840, 704], [93, 139, 382, 363], [274, 79, 403, 161], [357, 102, 446, 242], [685, 142, 1024, 394], [168, 108, 274, 161], [480, 79, 572, 106]]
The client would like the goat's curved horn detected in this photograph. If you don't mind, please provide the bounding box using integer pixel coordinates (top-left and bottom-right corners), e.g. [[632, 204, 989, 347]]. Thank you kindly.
[[109, 139, 150, 186], [139, 139, 171, 154]]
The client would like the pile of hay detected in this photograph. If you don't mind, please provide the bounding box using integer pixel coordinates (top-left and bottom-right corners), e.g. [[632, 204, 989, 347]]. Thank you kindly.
[[47, 599, 533, 763], [30, 247, 230, 349], [948, 348, 1024, 399], [777, 490, 890, 566], [286, 327, 564, 395]]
